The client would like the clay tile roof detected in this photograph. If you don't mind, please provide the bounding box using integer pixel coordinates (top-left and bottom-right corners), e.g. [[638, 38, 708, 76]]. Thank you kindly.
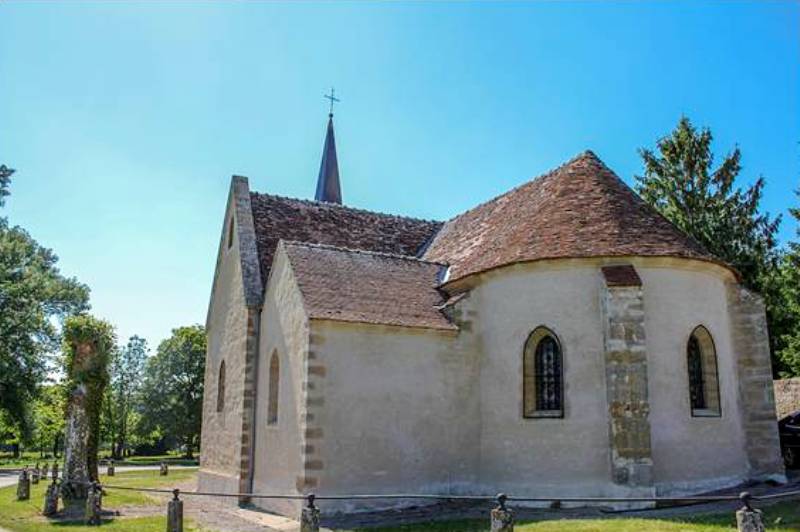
[[281, 241, 456, 331], [423, 151, 721, 282], [601, 265, 642, 287], [249, 193, 442, 283]]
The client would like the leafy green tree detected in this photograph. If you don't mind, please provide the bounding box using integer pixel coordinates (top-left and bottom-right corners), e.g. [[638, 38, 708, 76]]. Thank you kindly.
[[30, 384, 66, 458], [771, 190, 800, 376], [636, 118, 785, 370], [106, 335, 148, 458], [0, 166, 90, 435], [137, 325, 205, 458]]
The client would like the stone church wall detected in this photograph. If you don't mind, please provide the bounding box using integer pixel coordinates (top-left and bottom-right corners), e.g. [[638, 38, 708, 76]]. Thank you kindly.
[[298, 319, 475, 513], [250, 246, 309, 516], [643, 266, 749, 494], [472, 262, 614, 497], [198, 195, 250, 498]]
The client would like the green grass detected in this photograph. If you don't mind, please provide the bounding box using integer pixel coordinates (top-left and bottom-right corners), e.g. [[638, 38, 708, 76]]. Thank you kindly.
[[339, 500, 800, 531], [106, 453, 199, 467], [0, 468, 205, 532], [0, 451, 56, 469]]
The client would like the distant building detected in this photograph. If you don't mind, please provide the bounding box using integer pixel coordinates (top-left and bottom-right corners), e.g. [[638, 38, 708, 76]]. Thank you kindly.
[[198, 113, 785, 516]]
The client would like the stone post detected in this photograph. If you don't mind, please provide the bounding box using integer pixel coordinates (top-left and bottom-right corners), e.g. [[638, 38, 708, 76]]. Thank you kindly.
[[490, 494, 514, 532], [735, 492, 765, 532], [167, 489, 184, 532], [43, 479, 60, 516], [31, 464, 40, 485], [160, 462, 169, 476], [51, 462, 59, 481], [106, 460, 115, 477], [85, 482, 102, 525], [300, 494, 320, 532], [16, 467, 30, 501]]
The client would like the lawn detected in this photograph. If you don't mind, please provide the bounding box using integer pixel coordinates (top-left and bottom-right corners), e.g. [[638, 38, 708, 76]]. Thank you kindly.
[[340, 500, 800, 531], [0, 468, 205, 532], [0, 451, 199, 470]]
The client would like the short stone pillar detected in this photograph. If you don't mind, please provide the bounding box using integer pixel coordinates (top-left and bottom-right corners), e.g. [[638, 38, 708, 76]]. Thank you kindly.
[[43, 479, 60, 516], [300, 494, 320, 532], [31, 464, 40, 485], [736, 492, 765, 532], [106, 460, 115, 477], [16, 468, 30, 501], [160, 462, 169, 476], [51, 462, 59, 481], [167, 489, 183, 532], [490, 494, 514, 532], [85, 482, 102, 525]]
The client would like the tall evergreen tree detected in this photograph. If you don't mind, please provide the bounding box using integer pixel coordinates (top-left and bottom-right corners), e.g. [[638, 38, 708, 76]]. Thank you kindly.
[[636, 118, 784, 367], [636, 117, 780, 286], [772, 190, 800, 376]]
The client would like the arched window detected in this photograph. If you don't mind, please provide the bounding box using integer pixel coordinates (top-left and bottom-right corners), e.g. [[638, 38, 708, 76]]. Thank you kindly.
[[267, 352, 279, 425], [216, 360, 226, 413], [687, 326, 721, 417], [523, 327, 564, 418]]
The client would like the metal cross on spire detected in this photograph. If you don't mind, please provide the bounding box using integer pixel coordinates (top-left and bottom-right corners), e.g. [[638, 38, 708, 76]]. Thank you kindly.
[[324, 87, 340, 117]]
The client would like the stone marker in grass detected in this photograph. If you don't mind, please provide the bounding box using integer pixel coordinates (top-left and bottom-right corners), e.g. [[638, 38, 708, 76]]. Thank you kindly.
[[16, 467, 30, 501]]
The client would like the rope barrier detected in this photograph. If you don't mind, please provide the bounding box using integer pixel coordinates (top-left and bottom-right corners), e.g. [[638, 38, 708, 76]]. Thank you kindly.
[[92, 483, 798, 504]]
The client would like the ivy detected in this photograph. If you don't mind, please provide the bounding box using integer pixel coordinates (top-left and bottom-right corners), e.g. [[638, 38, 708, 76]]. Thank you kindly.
[[62, 314, 115, 480]]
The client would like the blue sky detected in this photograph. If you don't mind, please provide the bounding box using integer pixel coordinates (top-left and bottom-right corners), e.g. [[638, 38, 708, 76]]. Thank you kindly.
[[1, 2, 798, 348]]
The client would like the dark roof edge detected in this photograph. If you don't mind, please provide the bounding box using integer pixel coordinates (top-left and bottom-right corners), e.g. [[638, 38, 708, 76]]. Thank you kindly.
[[308, 316, 459, 333], [439, 254, 741, 289], [281, 239, 450, 267], [249, 190, 442, 225]]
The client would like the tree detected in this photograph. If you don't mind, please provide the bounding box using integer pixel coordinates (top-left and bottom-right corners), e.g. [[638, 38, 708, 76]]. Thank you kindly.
[[636, 117, 784, 369], [62, 314, 115, 485], [137, 325, 205, 458], [106, 335, 148, 458], [29, 384, 66, 458], [0, 165, 90, 435], [771, 189, 800, 376]]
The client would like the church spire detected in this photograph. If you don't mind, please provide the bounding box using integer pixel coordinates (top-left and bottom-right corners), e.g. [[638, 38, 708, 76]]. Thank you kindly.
[[315, 88, 342, 204]]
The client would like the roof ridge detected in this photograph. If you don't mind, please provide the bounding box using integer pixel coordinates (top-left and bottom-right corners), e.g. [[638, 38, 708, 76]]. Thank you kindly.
[[250, 190, 442, 225], [281, 239, 450, 267], [440, 150, 601, 224]]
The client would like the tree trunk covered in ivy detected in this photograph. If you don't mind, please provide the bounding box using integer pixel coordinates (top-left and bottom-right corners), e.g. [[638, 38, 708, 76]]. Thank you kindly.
[[61, 316, 115, 513]]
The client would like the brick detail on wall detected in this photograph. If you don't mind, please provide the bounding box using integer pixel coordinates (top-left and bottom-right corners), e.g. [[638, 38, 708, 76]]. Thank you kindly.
[[297, 346, 327, 493], [727, 284, 786, 480], [237, 307, 261, 503], [774, 378, 800, 420], [601, 267, 655, 492]]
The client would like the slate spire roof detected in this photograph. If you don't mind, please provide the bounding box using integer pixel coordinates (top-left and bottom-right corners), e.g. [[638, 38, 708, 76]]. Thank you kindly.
[[314, 114, 342, 204]]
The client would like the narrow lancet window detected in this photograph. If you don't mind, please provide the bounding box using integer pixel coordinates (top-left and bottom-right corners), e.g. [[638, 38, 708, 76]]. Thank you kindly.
[[687, 326, 721, 417], [216, 360, 226, 413], [267, 352, 280, 425], [523, 327, 564, 418]]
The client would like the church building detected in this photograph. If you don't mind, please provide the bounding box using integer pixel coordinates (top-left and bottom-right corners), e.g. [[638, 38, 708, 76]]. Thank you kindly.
[[198, 110, 785, 516]]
